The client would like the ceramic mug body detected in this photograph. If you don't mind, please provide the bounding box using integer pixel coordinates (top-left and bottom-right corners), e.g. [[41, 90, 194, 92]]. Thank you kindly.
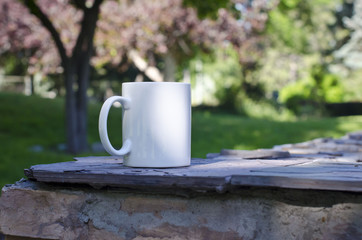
[[99, 82, 191, 168]]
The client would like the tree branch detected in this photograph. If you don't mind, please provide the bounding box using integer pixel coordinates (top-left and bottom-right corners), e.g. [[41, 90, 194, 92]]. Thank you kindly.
[[72, 0, 104, 58], [71, 0, 86, 10], [19, 0, 68, 67], [93, 0, 104, 8]]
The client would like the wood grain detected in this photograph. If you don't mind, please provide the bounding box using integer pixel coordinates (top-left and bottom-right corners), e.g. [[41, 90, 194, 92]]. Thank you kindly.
[[25, 152, 362, 193]]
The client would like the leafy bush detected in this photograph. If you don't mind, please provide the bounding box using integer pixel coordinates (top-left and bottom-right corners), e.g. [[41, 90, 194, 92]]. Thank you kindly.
[[279, 65, 344, 115], [237, 94, 294, 120]]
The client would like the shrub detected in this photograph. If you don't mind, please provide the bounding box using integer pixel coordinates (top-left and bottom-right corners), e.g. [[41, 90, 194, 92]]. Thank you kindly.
[[279, 65, 344, 115]]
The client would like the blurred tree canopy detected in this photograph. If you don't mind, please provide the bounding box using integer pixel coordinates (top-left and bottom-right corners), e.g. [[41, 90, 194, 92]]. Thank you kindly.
[[1, 0, 361, 152], [256, 0, 357, 115], [0, 0, 275, 153]]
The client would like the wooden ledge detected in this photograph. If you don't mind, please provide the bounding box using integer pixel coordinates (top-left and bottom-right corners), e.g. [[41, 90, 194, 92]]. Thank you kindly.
[[25, 146, 362, 193]]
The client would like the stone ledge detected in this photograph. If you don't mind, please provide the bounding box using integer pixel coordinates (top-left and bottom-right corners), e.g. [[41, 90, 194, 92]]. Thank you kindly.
[[1, 180, 362, 240]]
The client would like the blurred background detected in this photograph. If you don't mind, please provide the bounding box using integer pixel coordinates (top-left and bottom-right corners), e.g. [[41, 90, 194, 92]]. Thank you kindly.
[[1, 0, 362, 186]]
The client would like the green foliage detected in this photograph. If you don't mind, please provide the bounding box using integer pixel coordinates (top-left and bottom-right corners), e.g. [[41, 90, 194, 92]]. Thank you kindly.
[[267, 9, 308, 52], [0, 53, 28, 75], [279, 79, 316, 115], [185, 48, 242, 109], [258, 0, 353, 112], [182, 0, 229, 19], [190, 48, 270, 114], [280, 65, 344, 115], [203, 48, 242, 110], [319, 74, 344, 102], [341, 68, 362, 101], [266, 0, 310, 53], [188, 48, 293, 118], [266, 0, 340, 53]]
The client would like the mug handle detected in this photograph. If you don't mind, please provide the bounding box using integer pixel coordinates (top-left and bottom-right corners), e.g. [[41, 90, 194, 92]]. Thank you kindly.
[[99, 96, 132, 156]]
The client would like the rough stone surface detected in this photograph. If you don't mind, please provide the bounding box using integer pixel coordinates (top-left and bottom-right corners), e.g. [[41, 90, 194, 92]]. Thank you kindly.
[[1, 180, 362, 240]]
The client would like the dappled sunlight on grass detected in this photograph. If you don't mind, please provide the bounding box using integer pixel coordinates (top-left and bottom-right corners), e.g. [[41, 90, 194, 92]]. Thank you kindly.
[[335, 116, 362, 133]]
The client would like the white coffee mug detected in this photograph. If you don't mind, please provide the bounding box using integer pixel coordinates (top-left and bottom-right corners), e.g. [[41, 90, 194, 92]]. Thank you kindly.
[[99, 82, 191, 168]]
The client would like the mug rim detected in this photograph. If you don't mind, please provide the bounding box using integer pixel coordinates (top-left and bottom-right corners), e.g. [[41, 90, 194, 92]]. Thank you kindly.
[[123, 82, 190, 86]]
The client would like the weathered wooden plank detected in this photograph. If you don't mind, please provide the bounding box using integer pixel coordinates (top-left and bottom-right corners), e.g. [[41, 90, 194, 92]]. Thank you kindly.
[[25, 155, 362, 193], [348, 131, 362, 140], [230, 175, 362, 192], [23, 134, 362, 193], [219, 149, 290, 159], [26, 164, 362, 192]]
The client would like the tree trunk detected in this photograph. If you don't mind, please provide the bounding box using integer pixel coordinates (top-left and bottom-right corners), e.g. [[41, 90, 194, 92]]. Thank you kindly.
[[66, 2, 102, 154], [64, 61, 78, 153], [75, 53, 90, 153], [23, 0, 103, 154], [64, 52, 90, 154]]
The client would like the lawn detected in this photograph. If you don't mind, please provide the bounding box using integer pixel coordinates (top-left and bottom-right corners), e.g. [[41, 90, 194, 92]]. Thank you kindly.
[[1, 92, 362, 187]]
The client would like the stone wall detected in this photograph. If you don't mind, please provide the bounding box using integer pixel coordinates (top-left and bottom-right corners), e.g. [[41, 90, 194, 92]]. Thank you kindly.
[[1, 180, 361, 240]]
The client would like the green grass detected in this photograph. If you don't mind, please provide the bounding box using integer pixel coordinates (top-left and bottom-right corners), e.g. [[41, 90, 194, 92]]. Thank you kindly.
[[1, 92, 362, 187]]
